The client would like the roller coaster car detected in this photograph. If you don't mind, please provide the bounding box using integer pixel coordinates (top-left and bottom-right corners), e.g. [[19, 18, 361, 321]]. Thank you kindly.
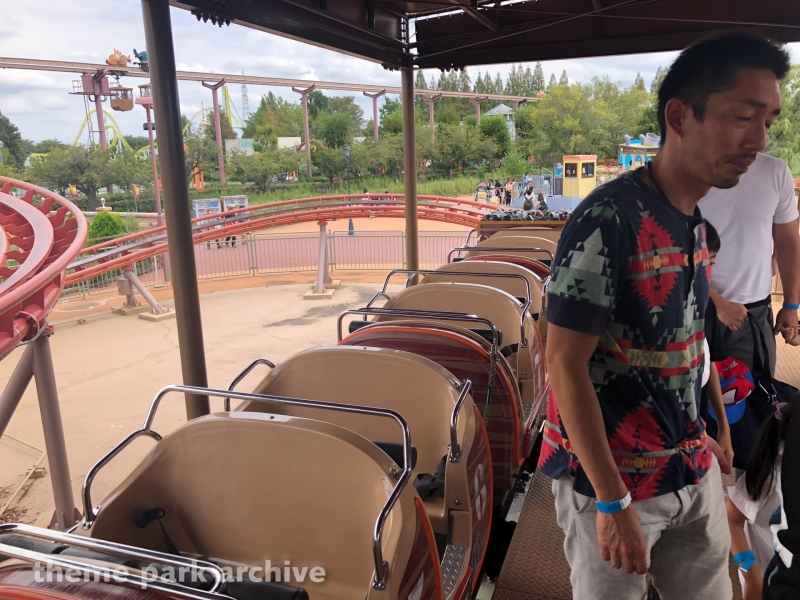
[[73, 385, 446, 600], [239, 346, 491, 598], [340, 282, 547, 492], [467, 236, 557, 264]]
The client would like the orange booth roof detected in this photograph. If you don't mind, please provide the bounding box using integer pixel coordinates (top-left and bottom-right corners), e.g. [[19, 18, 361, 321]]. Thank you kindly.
[[563, 154, 598, 160]]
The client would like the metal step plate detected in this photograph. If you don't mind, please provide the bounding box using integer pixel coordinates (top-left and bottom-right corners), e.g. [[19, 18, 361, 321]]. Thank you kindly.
[[441, 544, 469, 600]]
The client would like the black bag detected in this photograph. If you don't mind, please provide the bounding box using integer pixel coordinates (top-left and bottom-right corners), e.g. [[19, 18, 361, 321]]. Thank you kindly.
[[727, 313, 797, 470]]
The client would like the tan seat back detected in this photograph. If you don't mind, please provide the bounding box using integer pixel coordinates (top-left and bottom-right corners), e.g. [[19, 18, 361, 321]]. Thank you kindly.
[[489, 227, 562, 246], [88, 413, 418, 600], [382, 282, 525, 348], [244, 346, 470, 477], [422, 261, 544, 314], [466, 235, 557, 262]]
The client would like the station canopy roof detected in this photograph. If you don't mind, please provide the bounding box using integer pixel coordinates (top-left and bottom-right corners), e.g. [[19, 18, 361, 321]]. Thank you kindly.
[[172, 0, 800, 70]]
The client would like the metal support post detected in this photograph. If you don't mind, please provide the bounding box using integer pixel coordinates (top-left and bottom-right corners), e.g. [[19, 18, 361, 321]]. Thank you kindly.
[[202, 80, 227, 185], [323, 234, 332, 285], [124, 268, 167, 314], [293, 84, 316, 178], [32, 332, 79, 530], [94, 95, 108, 150], [401, 68, 419, 278], [469, 96, 488, 125], [0, 344, 35, 439], [138, 100, 170, 281], [363, 90, 386, 142], [313, 221, 328, 294], [142, 0, 210, 419]]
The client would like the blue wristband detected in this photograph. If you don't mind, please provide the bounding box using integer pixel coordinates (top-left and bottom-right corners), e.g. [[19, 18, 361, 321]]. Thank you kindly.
[[783, 302, 800, 311], [734, 550, 756, 572], [596, 492, 632, 514]]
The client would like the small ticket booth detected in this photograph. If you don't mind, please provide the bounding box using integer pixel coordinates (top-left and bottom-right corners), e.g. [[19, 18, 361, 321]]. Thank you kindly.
[[562, 154, 597, 198]]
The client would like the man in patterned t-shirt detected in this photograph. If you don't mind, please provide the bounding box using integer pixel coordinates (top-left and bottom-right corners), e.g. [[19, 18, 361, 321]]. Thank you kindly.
[[540, 32, 790, 600]]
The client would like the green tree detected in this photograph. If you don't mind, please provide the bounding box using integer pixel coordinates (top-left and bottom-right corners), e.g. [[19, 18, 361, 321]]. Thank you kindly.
[[314, 111, 354, 148], [480, 115, 511, 158], [227, 147, 303, 192], [532, 62, 545, 93], [637, 66, 668, 136], [559, 70, 569, 86], [87, 211, 126, 241], [263, 92, 303, 136], [434, 123, 497, 177], [548, 73, 557, 88], [307, 90, 329, 119], [633, 72, 646, 91], [415, 70, 428, 90], [501, 150, 527, 179], [124, 136, 150, 152], [28, 146, 144, 210], [0, 111, 26, 167], [184, 129, 218, 184], [204, 108, 238, 142], [436, 104, 460, 126], [765, 64, 800, 174], [327, 96, 365, 136]]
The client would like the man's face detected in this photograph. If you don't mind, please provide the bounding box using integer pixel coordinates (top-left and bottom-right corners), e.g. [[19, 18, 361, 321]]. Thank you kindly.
[[682, 68, 782, 189]]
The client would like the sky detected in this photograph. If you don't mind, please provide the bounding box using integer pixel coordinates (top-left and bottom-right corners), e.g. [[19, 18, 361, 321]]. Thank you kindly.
[[1, 1, 799, 144]]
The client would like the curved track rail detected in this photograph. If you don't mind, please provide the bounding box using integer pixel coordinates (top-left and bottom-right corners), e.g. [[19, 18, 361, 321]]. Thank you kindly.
[[0, 177, 87, 358], [66, 194, 495, 285]]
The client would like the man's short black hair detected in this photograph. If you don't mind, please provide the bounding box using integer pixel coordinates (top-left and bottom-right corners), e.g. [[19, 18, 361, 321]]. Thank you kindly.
[[704, 219, 721, 255], [657, 31, 790, 143]]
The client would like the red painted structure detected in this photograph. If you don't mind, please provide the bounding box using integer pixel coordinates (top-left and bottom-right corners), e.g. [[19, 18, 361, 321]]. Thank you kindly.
[[0, 177, 88, 358], [66, 194, 495, 285]]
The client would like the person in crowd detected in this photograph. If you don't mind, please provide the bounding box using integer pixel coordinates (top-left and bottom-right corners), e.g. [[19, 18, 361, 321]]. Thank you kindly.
[[523, 185, 535, 211], [476, 182, 489, 203], [726, 400, 793, 600], [540, 31, 788, 600], [504, 178, 513, 206], [699, 133, 800, 376], [535, 192, 548, 213]]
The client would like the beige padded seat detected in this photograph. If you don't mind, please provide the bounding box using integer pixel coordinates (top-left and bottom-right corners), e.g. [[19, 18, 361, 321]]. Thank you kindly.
[[422, 261, 544, 315], [85, 412, 424, 600], [466, 235, 557, 262], [241, 346, 491, 598], [380, 283, 545, 457]]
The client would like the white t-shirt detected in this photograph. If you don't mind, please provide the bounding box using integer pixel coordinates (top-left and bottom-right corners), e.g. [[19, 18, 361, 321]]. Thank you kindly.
[[698, 154, 798, 304], [727, 458, 783, 587]]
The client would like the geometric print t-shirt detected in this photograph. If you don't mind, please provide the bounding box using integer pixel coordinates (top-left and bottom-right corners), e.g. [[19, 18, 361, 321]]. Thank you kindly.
[[538, 169, 714, 501]]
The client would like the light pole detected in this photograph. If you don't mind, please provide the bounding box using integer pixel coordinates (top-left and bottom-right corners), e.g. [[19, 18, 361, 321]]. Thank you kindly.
[[344, 145, 354, 236], [0, 140, 4, 164]]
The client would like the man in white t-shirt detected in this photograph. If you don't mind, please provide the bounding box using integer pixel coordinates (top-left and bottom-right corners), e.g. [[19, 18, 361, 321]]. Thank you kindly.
[[699, 153, 800, 375]]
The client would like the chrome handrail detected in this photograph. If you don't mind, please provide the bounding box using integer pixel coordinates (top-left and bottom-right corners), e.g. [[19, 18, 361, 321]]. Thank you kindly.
[[82, 384, 411, 591], [224, 358, 276, 411], [448, 245, 554, 263], [0, 523, 227, 598], [449, 379, 472, 463], [375, 268, 532, 348]]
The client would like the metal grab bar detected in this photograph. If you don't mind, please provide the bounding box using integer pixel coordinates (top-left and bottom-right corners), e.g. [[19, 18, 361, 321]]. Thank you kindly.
[[82, 384, 412, 591], [449, 380, 472, 463], [448, 245, 554, 263], [224, 358, 276, 411], [0, 523, 226, 599], [372, 268, 532, 348]]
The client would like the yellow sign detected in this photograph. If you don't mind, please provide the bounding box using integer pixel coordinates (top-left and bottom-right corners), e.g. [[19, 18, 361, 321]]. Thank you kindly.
[[69, 184, 77, 198]]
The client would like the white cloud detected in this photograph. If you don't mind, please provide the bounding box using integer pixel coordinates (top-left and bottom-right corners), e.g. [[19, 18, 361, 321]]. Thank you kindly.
[[0, 1, 798, 142]]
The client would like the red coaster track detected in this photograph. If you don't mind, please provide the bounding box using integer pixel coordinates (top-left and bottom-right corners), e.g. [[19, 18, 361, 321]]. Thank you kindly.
[[66, 194, 496, 285], [0, 177, 87, 359]]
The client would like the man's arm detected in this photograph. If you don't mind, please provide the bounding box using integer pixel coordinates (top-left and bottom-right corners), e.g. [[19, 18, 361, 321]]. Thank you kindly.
[[546, 323, 648, 574], [773, 218, 800, 342]]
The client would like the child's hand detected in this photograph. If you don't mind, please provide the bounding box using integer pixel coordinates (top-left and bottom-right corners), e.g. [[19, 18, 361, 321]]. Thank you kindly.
[[707, 437, 733, 474]]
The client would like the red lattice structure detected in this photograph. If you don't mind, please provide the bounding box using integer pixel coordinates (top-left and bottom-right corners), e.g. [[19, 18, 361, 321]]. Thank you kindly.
[[0, 177, 87, 359]]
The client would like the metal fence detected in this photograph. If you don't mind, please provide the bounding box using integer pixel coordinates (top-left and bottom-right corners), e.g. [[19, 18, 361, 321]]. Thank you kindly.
[[59, 230, 471, 301]]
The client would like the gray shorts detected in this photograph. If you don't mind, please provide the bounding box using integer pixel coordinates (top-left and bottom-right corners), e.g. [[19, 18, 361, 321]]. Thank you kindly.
[[552, 458, 732, 600]]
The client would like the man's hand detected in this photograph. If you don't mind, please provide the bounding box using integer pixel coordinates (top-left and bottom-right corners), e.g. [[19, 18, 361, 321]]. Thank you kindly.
[[712, 293, 747, 331], [773, 307, 798, 343], [597, 506, 648, 574], [707, 435, 733, 475]]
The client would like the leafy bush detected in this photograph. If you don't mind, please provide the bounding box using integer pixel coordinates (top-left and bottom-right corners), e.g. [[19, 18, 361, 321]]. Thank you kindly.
[[123, 216, 140, 233], [88, 211, 127, 241]]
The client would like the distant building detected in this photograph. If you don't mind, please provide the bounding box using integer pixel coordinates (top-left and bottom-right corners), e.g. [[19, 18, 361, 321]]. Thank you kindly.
[[483, 103, 516, 139]]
